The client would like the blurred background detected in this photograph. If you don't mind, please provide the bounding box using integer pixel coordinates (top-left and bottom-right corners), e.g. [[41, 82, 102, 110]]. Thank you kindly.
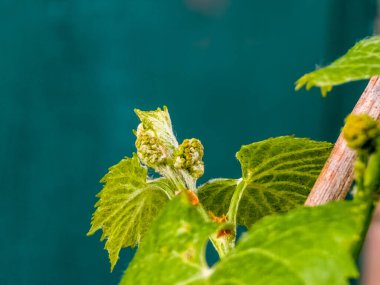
[[0, 0, 378, 284]]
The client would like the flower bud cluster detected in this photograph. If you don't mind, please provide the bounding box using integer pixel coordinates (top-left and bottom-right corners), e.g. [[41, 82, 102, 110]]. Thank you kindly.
[[343, 114, 380, 151], [135, 123, 168, 168], [174, 138, 204, 178]]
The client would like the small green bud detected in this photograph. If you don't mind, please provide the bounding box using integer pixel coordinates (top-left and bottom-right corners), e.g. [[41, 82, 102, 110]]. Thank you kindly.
[[343, 114, 380, 151], [134, 107, 179, 169], [174, 138, 204, 178], [135, 123, 168, 167]]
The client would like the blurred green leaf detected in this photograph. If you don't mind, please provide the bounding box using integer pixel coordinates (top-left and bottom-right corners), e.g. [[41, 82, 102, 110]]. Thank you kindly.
[[296, 36, 380, 96], [120, 194, 217, 285], [121, 193, 368, 285]]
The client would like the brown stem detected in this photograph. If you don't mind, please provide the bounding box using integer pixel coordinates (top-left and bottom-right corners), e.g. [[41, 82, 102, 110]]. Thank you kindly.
[[305, 76, 380, 206]]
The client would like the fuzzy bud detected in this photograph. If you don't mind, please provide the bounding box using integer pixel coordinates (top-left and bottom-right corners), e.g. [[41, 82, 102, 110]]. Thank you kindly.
[[135, 123, 168, 167], [174, 138, 204, 178], [343, 114, 380, 151], [134, 107, 179, 169]]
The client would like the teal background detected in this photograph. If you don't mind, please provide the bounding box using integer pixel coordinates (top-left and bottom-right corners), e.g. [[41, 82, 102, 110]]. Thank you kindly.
[[0, 1, 376, 284]]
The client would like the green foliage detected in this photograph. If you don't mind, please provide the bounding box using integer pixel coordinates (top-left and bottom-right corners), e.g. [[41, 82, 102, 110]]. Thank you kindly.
[[210, 201, 368, 285], [296, 36, 380, 96], [89, 36, 380, 285], [121, 193, 370, 285], [120, 194, 216, 285], [199, 136, 332, 227], [88, 106, 207, 270], [87, 154, 174, 271]]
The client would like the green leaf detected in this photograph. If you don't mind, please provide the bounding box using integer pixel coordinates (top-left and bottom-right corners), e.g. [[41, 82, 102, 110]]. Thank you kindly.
[[87, 154, 175, 271], [120, 194, 217, 285], [121, 196, 369, 285], [198, 178, 239, 217], [199, 136, 332, 227], [296, 36, 380, 96], [209, 201, 369, 285]]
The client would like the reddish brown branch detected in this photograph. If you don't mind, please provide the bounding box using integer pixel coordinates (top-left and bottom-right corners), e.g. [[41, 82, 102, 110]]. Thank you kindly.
[[305, 77, 380, 206]]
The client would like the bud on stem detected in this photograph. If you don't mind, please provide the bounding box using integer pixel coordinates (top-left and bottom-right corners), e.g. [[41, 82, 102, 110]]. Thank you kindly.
[[134, 107, 178, 169], [174, 138, 205, 179], [343, 114, 380, 152], [343, 114, 380, 200], [134, 107, 205, 191]]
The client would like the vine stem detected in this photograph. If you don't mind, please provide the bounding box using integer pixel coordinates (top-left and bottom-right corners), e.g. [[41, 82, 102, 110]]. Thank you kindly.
[[305, 77, 380, 206], [208, 179, 247, 258], [227, 179, 246, 225]]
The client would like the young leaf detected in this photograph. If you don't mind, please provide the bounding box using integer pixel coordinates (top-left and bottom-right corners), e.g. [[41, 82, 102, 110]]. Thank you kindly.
[[199, 136, 332, 227], [296, 36, 380, 96], [87, 154, 175, 271], [121, 193, 370, 285], [120, 194, 217, 285]]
